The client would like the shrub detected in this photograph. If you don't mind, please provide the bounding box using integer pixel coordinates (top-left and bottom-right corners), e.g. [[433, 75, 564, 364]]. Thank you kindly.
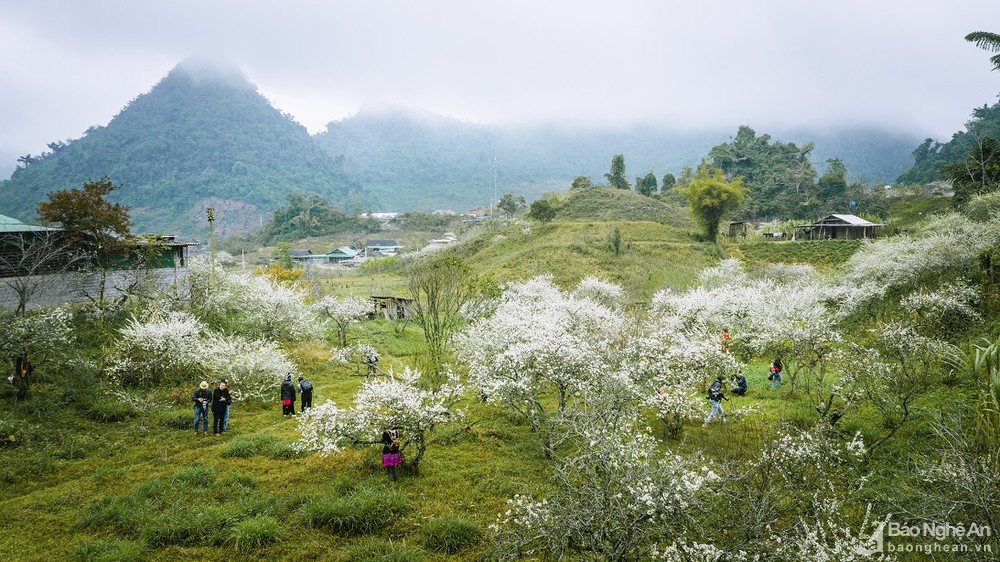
[[299, 486, 409, 535], [227, 515, 282, 551], [156, 408, 194, 430], [80, 394, 135, 423], [69, 538, 146, 562], [141, 504, 230, 547], [221, 434, 278, 458], [419, 515, 482, 553], [171, 465, 217, 488], [218, 470, 258, 490], [77, 495, 147, 535], [344, 538, 425, 562]]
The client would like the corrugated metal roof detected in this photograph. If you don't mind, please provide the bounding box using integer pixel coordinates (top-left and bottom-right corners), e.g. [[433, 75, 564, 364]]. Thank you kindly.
[[0, 214, 62, 233]]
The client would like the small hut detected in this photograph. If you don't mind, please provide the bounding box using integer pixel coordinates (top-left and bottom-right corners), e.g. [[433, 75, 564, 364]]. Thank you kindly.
[[371, 295, 415, 320], [800, 214, 884, 240], [728, 220, 752, 238]]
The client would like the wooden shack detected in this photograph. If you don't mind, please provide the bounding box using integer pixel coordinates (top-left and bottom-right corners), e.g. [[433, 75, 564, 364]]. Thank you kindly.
[[371, 295, 415, 320], [800, 214, 884, 240]]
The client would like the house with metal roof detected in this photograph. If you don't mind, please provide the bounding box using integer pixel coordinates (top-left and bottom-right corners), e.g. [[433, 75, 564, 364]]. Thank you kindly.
[[800, 214, 884, 240], [366, 240, 404, 255]]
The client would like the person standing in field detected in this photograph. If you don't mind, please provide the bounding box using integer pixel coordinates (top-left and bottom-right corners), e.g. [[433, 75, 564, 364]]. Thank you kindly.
[[192, 381, 211, 435], [704, 375, 728, 425], [381, 424, 401, 481], [281, 373, 296, 417], [298, 376, 313, 411], [211, 380, 230, 436]]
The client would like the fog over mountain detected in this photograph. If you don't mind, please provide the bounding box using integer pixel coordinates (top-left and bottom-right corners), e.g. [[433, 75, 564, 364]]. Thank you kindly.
[[2, 0, 999, 172]]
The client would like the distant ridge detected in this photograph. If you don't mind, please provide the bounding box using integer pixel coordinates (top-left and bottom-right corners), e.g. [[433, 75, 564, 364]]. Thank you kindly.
[[0, 58, 372, 237]]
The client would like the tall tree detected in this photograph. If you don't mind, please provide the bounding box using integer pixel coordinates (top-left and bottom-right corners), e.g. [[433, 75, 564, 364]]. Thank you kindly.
[[635, 172, 658, 196], [942, 136, 1000, 205], [604, 154, 630, 190], [36, 177, 132, 314], [709, 126, 816, 218], [661, 173, 676, 192], [497, 192, 526, 220], [817, 158, 849, 206], [407, 253, 487, 381], [966, 31, 1000, 71], [677, 166, 746, 241]]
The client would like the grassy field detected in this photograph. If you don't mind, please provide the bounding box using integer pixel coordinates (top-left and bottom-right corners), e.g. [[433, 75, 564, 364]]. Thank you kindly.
[[0, 191, 986, 560]]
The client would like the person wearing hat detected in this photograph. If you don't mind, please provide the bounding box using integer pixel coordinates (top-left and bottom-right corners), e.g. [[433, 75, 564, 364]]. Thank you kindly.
[[192, 381, 212, 435], [297, 376, 313, 411], [280, 373, 296, 417], [703, 375, 729, 426], [211, 380, 231, 436]]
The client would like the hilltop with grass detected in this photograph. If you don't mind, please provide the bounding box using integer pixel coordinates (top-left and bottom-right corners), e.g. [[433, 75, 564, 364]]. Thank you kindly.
[[2, 184, 998, 561]]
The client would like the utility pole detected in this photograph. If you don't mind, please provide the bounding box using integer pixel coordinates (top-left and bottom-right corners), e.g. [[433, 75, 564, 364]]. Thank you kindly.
[[206, 207, 216, 285], [491, 156, 498, 218]]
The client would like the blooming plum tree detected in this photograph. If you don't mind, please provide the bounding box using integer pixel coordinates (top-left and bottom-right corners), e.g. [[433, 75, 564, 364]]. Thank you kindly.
[[313, 294, 372, 347], [296, 367, 465, 470], [454, 276, 623, 455]]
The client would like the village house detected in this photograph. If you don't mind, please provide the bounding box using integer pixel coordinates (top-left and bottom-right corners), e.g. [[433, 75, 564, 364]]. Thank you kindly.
[[800, 214, 884, 240], [366, 239, 404, 256]]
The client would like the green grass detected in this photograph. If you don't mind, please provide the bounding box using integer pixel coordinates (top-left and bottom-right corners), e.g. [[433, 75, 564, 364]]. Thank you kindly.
[[732, 239, 864, 270], [0, 203, 986, 561]]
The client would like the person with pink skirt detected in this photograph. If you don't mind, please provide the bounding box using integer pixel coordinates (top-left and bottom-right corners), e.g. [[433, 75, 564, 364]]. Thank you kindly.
[[381, 425, 401, 481]]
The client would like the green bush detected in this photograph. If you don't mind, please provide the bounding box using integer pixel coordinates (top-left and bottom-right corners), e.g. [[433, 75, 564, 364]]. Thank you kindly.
[[344, 537, 425, 562], [300, 486, 409, 535], [221, 434, 274, 458], [220, 433, 298, 459], [80, 395, 135, 423], [141, 504, 231, 547], [226, 515, 282, 551], [156, 407, 195, 430], [77, 495, 147, 535], [419, 515, 482, 553], [171, 464, 217, 488], [69, 538, 147, 562], [218, 470, 258, 490]]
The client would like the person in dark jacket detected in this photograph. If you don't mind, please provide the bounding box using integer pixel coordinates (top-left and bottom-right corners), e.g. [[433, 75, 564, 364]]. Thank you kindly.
[[220, 378, 231, 431], [212, 380, 231, 435], [298, 376, 313, 411], [381, 424, 401, 481], [192, 381, 211, 435], [703, 375, 728, 425], [12, 354, 33, 401], [281, 373, 296, 416], [731, 372, 748, 396]]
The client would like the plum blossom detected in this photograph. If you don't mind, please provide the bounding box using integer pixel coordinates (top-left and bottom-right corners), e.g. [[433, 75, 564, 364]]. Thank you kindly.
[[296, 367, 464, 469]]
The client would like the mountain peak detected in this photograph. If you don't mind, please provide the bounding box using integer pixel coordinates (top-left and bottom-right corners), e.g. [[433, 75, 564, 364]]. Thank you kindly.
[[169, 56, 252, 90]]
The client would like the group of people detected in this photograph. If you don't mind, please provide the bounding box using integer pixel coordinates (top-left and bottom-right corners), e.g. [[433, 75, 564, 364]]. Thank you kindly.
[[702, 357, 783, 426], [280, 373, 313, 417], [192, 379, 231, 436]]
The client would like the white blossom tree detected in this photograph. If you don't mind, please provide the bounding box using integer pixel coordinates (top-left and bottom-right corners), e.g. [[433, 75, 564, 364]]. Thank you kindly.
[[454, 276, 623, 455], [106, 309, 295, 401], [492, 419, 720, 561], [313, 294, 372, 347], [0, 307, 74, 400], [296, 367, 465, 471]]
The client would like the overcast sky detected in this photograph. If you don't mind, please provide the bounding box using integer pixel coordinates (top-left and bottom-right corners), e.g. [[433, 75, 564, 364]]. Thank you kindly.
[[2, 0, 1000, 175]]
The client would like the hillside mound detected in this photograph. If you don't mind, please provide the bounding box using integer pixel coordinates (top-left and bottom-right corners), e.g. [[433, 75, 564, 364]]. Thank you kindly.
[[553, 187, 694, 228]]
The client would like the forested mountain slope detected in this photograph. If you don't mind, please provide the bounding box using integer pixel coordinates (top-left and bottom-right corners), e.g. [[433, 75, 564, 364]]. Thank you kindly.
[[0, 59, 371, 237]]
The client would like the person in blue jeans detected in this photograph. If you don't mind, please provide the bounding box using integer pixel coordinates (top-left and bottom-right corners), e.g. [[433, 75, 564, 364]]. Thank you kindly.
[[769, 358, 783, 390], [220, 379, 231, 432], [192, 381, 211, 435], [704, 375, 728, 425]]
